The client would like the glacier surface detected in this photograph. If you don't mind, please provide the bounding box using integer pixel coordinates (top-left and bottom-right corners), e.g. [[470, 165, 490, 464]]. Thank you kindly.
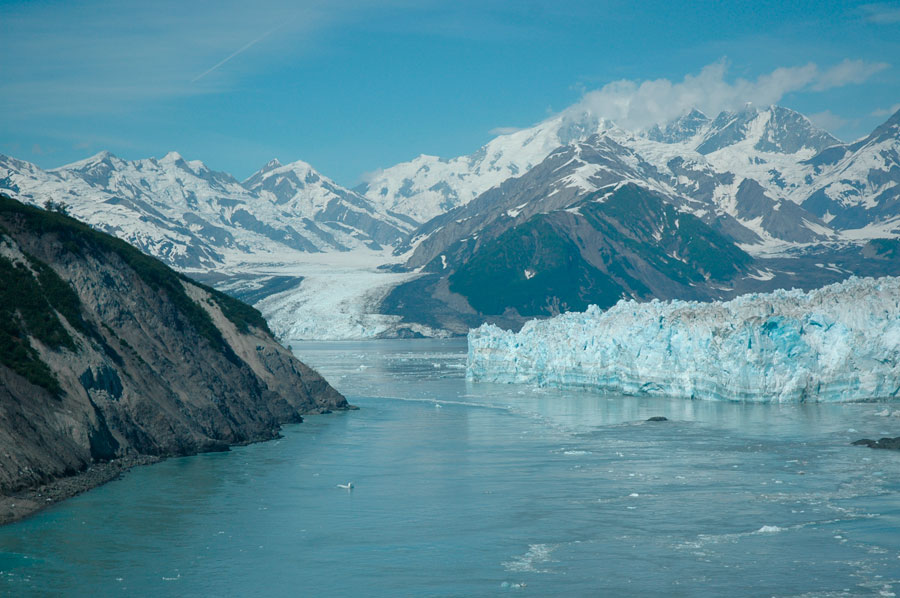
[[467, 276, 900, 402]]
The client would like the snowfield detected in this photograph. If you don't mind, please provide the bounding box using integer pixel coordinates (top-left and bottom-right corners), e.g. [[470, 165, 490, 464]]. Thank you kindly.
[[467, 276, 900, 402]]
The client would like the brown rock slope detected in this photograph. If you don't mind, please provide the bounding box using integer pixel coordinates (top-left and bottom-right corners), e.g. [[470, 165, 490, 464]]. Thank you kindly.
[[0, 194, 348, 520]]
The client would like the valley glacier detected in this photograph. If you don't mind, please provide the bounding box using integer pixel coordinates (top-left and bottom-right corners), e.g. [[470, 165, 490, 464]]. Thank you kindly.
[[250, 253, 447, 340], [467, 276, 900, 402]]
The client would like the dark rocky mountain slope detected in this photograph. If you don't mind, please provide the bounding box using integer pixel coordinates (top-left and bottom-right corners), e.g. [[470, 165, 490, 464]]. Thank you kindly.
[[381, 184, 757, 330], [0, 194, 347, 522]]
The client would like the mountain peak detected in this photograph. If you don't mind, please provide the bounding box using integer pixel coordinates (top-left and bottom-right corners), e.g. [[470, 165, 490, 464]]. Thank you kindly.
[[556, 110, 614, 144], [91, 150, 114, 161], [242, 157, 332, 207], [281, 158, 317, 173], [161, 151, 184, 162], [855, 105, 900, 148], [877, 106, 900, 131], [55, 150, 120, 172], [889, 106, 900, 125], [646, 108, 711, 143], [695, 104, 840, 155], [685, 107, 709, 119]]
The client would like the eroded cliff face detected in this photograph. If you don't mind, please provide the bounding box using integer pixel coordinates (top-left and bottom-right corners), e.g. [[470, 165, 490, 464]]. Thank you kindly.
[[0, 194, 348, 505]]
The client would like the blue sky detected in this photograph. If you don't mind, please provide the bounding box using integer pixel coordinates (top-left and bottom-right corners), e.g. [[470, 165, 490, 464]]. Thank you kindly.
[[1, 0, 898, 186]]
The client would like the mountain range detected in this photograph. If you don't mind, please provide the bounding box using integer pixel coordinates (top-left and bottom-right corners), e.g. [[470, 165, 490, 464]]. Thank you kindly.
[[2, 104, 899, 338], [387, 104, 899, 262], [0, 151, 413, 270]]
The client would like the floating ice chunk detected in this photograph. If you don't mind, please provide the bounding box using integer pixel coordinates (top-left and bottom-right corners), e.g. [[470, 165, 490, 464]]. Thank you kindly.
[[502, 544, 556, 573], [467, 276, 900, 403], [755, 525, 783, 533]]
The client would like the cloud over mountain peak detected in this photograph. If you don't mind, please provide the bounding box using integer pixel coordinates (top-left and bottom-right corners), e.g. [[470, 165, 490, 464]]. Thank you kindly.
[[565, 59, 890, 132]]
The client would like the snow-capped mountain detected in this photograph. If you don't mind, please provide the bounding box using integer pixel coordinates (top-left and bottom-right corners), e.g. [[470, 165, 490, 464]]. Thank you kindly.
[[0, 151, 412, 270], [363, 104, 849, 231], [394, 105, 900, 264], [696, 104, 840, 155], [377, 106, 900, 334], [646, 109, 711, 144], [244, 158, 414, 248], [400, 107, 843, 271], [360, 111, 615, 223], [1, 104, 897, 340], [800, 108, 900, 233]]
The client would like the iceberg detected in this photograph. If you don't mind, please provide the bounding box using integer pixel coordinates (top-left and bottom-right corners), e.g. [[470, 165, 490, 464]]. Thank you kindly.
[[467, 277, 900, 402]]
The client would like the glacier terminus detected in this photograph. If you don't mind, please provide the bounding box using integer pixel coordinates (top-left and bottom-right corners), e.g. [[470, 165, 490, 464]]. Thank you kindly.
[[467, 276, 900, 403]]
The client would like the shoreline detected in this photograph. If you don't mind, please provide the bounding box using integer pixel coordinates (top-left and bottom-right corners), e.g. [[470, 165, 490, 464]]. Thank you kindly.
[[0, 455, 161, 526], [0, 408, 358, 527]]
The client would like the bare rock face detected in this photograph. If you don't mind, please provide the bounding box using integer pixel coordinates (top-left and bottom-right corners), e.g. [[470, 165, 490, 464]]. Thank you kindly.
[[0, 194, 348, 507]]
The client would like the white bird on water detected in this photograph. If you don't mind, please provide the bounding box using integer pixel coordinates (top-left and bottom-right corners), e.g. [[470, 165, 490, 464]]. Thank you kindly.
[[336, 482, 354, 490]]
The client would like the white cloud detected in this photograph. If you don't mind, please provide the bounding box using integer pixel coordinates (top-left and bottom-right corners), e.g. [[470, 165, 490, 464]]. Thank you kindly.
[[861, 3, 900, 23], [810, 59, 889, 91], [359, 167, 385, 184], [807, 110, 847, 132], [872, 103, 900, 117], [488, 126, 525, 136], [564, 59, 891, 131]]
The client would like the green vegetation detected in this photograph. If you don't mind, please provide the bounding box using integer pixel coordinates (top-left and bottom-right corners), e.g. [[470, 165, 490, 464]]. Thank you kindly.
[[449, 184, 754, 317], [30, 257, 94, 337], [0, 194, 270, 360], [667, 212, 753, 279], [199, 283, 271, 335], [583, 184, 752, 281], [449, 218, 624, 316], [0, 254, 72, 394]]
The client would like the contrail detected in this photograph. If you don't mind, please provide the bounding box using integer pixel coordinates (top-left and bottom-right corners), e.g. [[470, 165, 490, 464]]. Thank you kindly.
[[192, 21, 289, 83]]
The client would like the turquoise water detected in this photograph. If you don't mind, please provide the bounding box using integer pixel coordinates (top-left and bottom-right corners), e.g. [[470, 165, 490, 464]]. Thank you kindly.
[[1, 338, 899, 597]]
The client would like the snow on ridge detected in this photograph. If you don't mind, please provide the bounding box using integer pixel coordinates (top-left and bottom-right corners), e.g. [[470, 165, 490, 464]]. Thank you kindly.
[[467, 276, 900, 403], [362, 114, 616, 223], [364, 104, 842, 226]]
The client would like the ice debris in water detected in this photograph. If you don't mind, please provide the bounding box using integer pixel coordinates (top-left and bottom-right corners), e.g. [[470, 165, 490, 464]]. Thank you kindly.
[[467, 276, 900, 403]]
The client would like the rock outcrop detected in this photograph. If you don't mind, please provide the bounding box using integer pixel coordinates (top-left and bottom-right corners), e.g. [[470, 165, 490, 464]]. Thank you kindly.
[[852, 437, 900, 450], [0, 194, 348, 520]]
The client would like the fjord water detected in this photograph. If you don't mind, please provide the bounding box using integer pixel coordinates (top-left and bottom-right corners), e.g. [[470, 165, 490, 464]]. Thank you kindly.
[[1, 339, 899, 597]]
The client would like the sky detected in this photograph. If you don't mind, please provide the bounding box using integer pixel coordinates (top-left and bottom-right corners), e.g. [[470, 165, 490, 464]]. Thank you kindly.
[[1, 0, 898, 186]]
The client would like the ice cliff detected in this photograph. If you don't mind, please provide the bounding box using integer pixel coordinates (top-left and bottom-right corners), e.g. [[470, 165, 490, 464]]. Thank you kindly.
[[467, 277, 900, 402]]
